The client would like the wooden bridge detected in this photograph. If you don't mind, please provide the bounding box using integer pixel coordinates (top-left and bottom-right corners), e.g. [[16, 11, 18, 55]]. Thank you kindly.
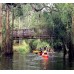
[[13, 29, 54, 39]]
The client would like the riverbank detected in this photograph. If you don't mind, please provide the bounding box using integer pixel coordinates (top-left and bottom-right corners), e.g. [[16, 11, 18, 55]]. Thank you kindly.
[[13, 41, 30, 54]]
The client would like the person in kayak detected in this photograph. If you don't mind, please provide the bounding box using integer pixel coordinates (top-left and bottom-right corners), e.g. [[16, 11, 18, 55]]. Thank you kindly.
[[42, 46, 48, 55], [39, 48, 43, 55]]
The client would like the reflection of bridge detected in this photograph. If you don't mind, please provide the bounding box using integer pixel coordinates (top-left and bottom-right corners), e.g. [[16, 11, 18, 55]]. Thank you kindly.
[[13, 29, 54, 39]]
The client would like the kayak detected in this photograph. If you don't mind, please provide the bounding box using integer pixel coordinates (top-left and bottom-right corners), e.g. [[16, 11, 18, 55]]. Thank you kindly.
[[33, 50, 40, 54], [33, 50, 49, 59], [42, 54, 49, 58], [42, 52, 49, 59]]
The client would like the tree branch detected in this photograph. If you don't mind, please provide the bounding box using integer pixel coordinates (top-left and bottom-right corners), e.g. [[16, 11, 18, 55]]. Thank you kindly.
[[30, 4, 44, 12]]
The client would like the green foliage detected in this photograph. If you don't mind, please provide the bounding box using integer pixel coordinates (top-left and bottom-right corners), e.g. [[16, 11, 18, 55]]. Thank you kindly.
[[19, 41, 30, 54], [36, 41, 50, 49], [14, 4, 23, 17], [31, 39, 50, 50], [13, 40, 30, 54], [3, 3, 74, 52]]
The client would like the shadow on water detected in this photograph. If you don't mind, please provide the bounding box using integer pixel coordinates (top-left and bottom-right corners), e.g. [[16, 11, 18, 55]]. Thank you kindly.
[[63, 58, 67, 70], [0, 55, 13, 70], [68, 58, 73, 70], [63, 57, 74, 70]]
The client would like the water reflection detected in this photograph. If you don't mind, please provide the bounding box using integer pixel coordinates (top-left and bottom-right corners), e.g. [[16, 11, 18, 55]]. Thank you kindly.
[[63, 57, 74, 70], [0, 55, 13, 70], [41, 58, 49, 70], [68, 58, 73, 70], [13, 52, 27, 70], [0, 52, 74, 70]]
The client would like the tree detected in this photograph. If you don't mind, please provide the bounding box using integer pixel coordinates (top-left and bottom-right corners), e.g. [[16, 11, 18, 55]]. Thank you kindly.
[[0, 3, 2, 52], [5, 4, 12, 54]]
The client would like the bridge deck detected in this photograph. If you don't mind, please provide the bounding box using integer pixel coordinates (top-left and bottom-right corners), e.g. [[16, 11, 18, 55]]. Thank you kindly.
[[12, 29, 54, 39]]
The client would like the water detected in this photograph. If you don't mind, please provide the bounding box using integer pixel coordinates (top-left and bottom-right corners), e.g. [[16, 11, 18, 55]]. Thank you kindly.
[[0, 51, 74, 70]]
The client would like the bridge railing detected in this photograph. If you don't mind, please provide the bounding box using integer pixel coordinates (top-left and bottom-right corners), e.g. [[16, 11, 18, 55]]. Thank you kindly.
[[13, 29, 35, 38], [12, 29, 55, 39]]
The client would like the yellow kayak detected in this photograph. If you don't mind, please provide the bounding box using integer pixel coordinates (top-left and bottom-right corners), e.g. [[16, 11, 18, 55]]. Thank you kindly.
[[33, 50, 40, 54]]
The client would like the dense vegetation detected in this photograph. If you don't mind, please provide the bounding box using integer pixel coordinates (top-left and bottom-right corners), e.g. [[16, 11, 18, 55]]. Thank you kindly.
[[0, 3, 74, 60]]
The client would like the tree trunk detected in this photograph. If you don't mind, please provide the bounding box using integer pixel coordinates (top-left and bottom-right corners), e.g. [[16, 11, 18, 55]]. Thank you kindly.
[[62, 38, 67, 59], [72, 16, 74, 44], [11, 7, 14, 51], [2, 7, 7, 55], [5, 4, 13, 55], [0, 3, 2, 53], [18, 17, 21, 45], [69, 15, 74, 60]]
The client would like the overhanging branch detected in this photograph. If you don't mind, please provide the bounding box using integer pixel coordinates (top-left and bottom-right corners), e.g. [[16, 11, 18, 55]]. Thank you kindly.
[[30, 4, 44, 12]]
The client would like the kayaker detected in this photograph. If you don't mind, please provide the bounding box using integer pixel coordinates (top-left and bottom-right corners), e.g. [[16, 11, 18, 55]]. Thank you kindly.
[[39, 50, 43, 55], [42, 50, 49, 58], [42, 47, 48, 55], [43, 50, 48, 54], [39, 48, 43, 55]]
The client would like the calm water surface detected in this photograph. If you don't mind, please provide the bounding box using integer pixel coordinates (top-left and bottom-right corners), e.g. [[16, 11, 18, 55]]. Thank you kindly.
[[0, 51, 74, 70]]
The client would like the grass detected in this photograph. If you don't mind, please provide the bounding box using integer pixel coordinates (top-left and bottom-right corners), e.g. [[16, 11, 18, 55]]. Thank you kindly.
[[13, 41, 30, 54]]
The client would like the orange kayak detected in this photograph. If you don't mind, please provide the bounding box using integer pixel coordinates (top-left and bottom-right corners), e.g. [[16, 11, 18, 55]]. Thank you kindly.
[[42, 51, 49, 59], [42, 54, 49, 58]]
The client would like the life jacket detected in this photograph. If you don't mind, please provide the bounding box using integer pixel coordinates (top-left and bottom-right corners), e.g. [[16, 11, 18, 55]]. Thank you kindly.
[[43, 50, 47, 54], [39, 51, 42, 55]]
